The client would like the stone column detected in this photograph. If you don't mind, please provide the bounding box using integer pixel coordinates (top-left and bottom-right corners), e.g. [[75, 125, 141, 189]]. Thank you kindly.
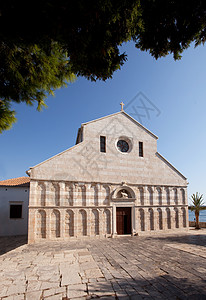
[[138, 186, 145, 206], [82, 184, 87, 206], [87, 184, 91, 206], [170, 208, 176, 229], [134, 187, 139, 206], [98, 184, 102, 206], [59, 182, 65, 206], [178, 207, 182, 228], [153, 187, 158, 205], [144, 208, 149, 231], [73, 209, 77, 237], [185, 207, 189, 228], [173, 188, 178, 205], [75, 209, 80, 237], [61, 209, 65, 239], [162, 188, 166, 206], [74, 183, 79, 206], [28, 209, 35, 243], [134, 207, 139, 232], [148, 186, 154, 206], [112, 205, 117, 236], [46, 209, 51, 239], [177, 188, 180, 205], [162, 208, 166, 230], [144, 187, 149, 206], [99, 208, 104, 237], [87, 209, 91, 237], [153, 208, 158, 231], [29, 181, 38, 206], [138, 208, 144, 232], [45, 182, 51, 206], [131, 206, 136, 235], [94, 184, 99, 206], [182, 188, 187, 205], [165, 187, 170, 205]]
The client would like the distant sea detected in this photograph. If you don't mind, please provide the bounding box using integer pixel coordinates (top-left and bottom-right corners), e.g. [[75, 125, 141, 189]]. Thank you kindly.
[[189, 209, 206, 222]]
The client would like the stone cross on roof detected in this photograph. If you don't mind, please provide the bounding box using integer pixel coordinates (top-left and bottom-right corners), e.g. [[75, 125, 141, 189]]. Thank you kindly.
[[120, 102, 124, 111]]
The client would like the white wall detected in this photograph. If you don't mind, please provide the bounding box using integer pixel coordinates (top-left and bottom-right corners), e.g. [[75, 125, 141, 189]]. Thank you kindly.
[[0, 186, 29, 236]]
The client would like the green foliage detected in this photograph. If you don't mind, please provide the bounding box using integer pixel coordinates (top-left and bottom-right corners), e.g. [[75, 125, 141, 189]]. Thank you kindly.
[[134, 0, 206, 60], [0, 42, 76, 109], [190, 193, 205, 212], [0, 42, 76, 131], [1, 1, 206, 132], [0, 100, 16, 133], [190, 193, 206, 229]]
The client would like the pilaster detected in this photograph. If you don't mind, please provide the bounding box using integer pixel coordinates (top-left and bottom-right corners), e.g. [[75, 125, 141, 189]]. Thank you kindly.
[[61, 209, 65, 239], [112, 205, 117, 236], [59, 182, 65, 206]]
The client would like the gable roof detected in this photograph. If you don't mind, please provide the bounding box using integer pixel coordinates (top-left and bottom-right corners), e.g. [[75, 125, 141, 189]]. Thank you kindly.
[[82, 111, 158, 139], [156, 152, 187, 180], [28, 110, 159, 171], [0, 176, 30, 187]]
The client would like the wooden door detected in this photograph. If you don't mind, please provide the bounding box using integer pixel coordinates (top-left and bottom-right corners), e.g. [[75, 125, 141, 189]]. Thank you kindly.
[[116, 207, 131, 235]]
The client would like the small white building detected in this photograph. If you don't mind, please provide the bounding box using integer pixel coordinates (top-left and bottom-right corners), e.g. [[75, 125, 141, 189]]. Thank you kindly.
[[0, 176, 30, 236]]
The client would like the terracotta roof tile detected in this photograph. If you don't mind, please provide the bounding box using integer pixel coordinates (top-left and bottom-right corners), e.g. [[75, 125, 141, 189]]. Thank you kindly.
[[0, 176, 30, 186]]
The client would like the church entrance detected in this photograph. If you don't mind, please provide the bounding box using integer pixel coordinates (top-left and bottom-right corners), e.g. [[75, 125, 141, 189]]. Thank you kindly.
[[116, 207, 131, 235]]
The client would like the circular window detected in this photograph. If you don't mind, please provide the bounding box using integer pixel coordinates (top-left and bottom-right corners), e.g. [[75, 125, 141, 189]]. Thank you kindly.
[[117, 140, 129, 152]]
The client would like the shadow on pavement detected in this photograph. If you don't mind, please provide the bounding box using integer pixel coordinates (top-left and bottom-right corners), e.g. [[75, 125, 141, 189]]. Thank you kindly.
[[0, 235, 27, 256], [82, 273, 206, 300], [149, 233, 206, 247], [83, 273, 206, 299]]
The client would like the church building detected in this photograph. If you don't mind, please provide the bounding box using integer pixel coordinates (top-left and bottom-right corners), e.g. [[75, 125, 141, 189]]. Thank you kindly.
[[27, 105, 188, 243]]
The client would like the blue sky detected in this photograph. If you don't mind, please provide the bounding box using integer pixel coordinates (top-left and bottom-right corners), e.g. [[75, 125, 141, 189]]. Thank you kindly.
[[1, 41, 206, 204]]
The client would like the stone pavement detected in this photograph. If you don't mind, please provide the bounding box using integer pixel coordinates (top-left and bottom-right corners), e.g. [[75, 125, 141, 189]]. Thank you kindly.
[[0, 229, 206, 299]]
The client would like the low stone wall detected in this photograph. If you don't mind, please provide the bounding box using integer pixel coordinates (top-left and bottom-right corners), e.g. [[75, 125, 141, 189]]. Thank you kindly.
[[189, 221, 206, 228]]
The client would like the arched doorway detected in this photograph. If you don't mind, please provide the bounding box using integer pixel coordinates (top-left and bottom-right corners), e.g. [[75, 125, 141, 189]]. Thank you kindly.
[[111, 185, 136, 236], [116, 207, 131, 234]]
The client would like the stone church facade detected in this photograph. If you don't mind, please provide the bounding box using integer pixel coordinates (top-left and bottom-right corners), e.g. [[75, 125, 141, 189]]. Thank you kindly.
[[27, 108, 188, 243]]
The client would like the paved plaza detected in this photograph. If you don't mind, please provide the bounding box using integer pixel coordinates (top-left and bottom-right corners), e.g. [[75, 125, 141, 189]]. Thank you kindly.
[[0, 230, 206, 299]]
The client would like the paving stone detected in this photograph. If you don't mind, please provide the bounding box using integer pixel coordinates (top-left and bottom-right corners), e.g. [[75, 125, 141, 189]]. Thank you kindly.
[[43, 286, 66, 297], [0, 232, 206, 299], [40, 281, 60, 290], [25, 290, 42, 300], [84, 268, 103, 279], [0, 286, 8, 298], [67, 283, 87, 298], [6, 283, 26, 295], [60, 262, 82, 285], [88, 282, 115, 297], [27, 280, 42, 292], [43, 294, 63, 300]]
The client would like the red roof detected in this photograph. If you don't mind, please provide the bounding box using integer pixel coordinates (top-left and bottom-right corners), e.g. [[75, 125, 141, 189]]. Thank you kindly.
[[0, 176, 30, 187]]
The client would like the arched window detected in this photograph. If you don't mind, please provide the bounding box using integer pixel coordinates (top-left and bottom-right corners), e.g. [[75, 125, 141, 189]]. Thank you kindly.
[[92, 209, 99, 235], [139, 209, 145, 231], [79, 209, 87, 236], [166, 208, 171, 229], [157, 208, 163, 230], [104, 209, 111, 234], [65, 210, 74, 237], [51, 209, 60, 238], [149, 208, 154, 230], [36, 210, 46, 238]]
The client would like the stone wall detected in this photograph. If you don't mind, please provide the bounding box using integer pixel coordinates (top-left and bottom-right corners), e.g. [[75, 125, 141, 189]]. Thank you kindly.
[[30, 112, 187, 187], [28, 111, 188, 243], [28, 180, 188, 243]]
